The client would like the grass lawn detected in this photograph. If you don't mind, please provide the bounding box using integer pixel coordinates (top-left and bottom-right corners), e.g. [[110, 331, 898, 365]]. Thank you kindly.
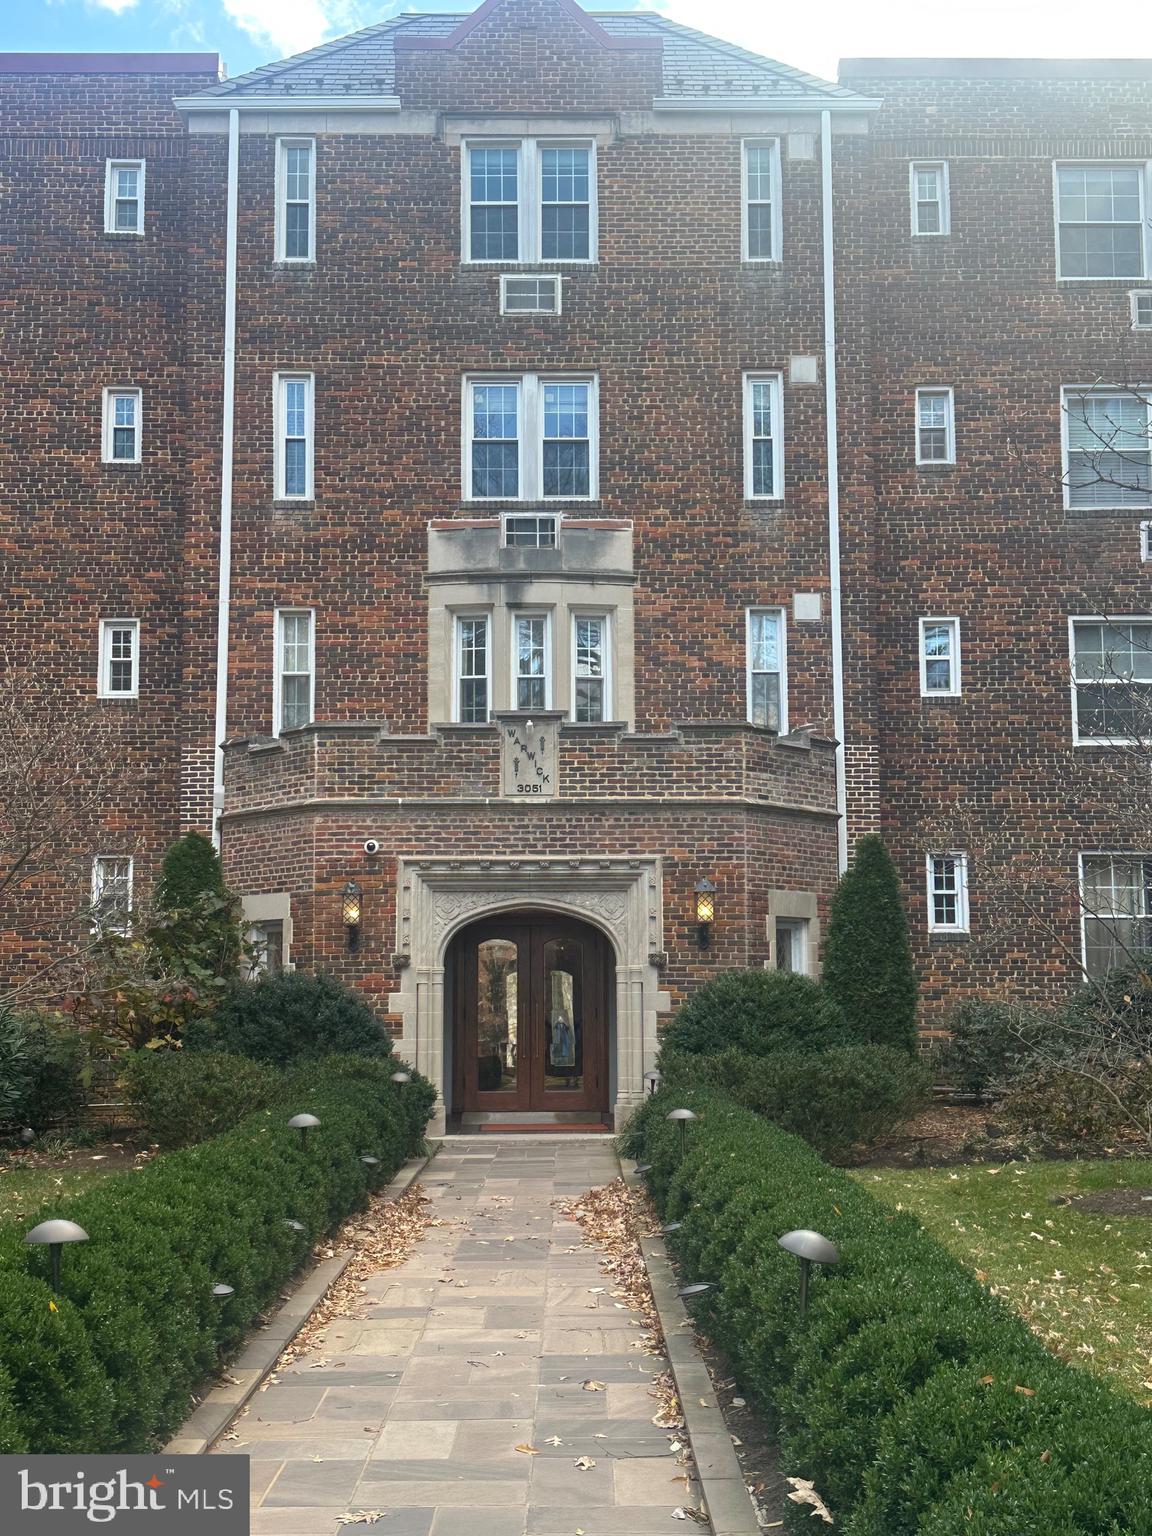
[[0, 1160, 121, 1229], [856, 1158, 1152, 1403]]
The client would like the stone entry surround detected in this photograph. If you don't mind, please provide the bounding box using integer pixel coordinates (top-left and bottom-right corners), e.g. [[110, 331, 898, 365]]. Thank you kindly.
[[389, 859, 672, 1134], [237, 1140, 705, 1535]]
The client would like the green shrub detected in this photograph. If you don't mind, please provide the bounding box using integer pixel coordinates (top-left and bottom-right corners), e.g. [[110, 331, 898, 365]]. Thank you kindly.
[[657, 969, 851, 1061], [186, 970, 393, 1064], [623, 1085, 1152, 1534], [122, 1050, 283, 1149], [822, 835, 919, 1052], [0, 1057, 434, 1452], [14, 1014, 89, 1128], [933, 997, 1052, 1097], [150, 830, 245, 981], [999, 1063, 1131, 1143], [691, 1045, 929, 1158], [0, 1011, 31, 1121]]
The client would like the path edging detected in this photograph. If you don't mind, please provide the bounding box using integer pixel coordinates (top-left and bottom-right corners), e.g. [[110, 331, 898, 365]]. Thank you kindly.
[[164, 1147, 437, 1455], [621, 1158, 763, 1536]]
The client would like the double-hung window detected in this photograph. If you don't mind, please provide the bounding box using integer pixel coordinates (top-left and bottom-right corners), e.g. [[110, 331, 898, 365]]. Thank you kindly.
[[919, 617, 961, 697], [910, 162, 949, 236], [1063, 389, 1152, 510], [916, 388, 955, 464], [746, 608, 787, 733], [1070, 618, 1152, 744], [742, 139, 781, 261], [91, 855, 133, 934], [744, 373, 784, 500], [276, 138, 315, 263], [927, 853, 969, 933], [275, 373, 314, 500], [98, 619, 139, 699], [102, 388, 141, 464], [465, 374, 597, 501], [464, 139, 595, 263], [104, 159, 145, 235], [513, 613, 550, 710], [1055, 163, 1147, 279], [275, 609, 314, 734], [455, 614, 491, 723], [573, 614, 609, 723], [1132, 292, 1152, 330], [1080, 854, 1152, 975]]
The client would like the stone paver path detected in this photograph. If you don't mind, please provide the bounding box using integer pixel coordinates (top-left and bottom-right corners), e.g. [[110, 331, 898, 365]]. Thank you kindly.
[[241, 1139, 703, 1536]]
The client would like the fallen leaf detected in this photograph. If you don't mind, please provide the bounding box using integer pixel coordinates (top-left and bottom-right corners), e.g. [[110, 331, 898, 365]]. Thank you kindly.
[[545, 1435, 563, 1446], [516, 1444, 540, 1455], [574, 1456, 596, 1470], [1014, 1385, 1036, 1396], [582, 1380, 607, 1392], [979, 1375, 995, 1385], [786, 1477, 834, 1525]]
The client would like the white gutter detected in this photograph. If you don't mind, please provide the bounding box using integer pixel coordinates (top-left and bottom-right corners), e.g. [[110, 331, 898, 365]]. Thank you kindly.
[[175, 94, 402, 112], [211, 105, 240, 849], [652, 94, 882, 113], [821, 108, 849, 873]]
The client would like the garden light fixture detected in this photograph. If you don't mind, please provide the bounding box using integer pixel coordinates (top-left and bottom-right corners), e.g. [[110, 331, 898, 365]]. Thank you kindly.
[[390, 1071, 412, 1085], [212, 1284, 235, 1299], [694, 877, 716, 948], [288, 1112, 321, 1148], [660, 1221, 683, 1234], [361, 1155, 381, 1168], [667, 1106, 697, 1158], [24, 1218, 89, 1295], [678, 1282, 714, 1300], [644, 1070, 662, 1096], [19, 1127, 35, 1146], [284, 1220, 306, 1234], [633, 1162, 653, 1175], [778, 1229, 839, 1317], [342, 880, 363, 953]]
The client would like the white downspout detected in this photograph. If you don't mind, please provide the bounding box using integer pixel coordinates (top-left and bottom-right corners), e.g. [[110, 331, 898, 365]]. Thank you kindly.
[[212, 107, 240, 850], [821, 109, 849, 873]]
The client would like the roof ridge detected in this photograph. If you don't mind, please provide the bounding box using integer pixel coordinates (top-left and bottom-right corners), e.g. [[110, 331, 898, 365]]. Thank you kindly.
[[209, 12, 417, 96]]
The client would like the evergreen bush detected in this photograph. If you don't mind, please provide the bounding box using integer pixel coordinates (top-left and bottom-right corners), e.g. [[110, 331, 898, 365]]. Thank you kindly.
[[122, 1050, 283, 1148], [185, 970, 393, 1064], [12, 1014, 89, 1129], [623, 1085, 1152, 1534], [656, 968, 851, 1060], [822, 835, 919, 1052], [933, 997, 1051, 1097]]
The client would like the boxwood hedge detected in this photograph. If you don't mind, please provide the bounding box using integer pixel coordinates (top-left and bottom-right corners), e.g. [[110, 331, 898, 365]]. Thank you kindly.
[[0, 1056, 434, 1454], [623, 1087, 1152, 1534]]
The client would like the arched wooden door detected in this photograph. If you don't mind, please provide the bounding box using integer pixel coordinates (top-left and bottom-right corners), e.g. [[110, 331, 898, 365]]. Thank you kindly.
[[452, 913, 610, 1116]]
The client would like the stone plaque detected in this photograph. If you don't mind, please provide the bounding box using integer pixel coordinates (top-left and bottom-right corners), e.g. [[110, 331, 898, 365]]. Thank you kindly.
[[497, 712, 560, 799]]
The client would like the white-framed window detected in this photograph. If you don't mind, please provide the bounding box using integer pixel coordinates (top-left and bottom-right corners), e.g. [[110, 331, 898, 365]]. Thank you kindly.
[[743, 373, 784, 500], [927, 852, 969, 933], [247, 919, 286, 977], [98, 618, 139, 699], [1141, 521, 1152, 561], [1069, 616, 1152, 745], [910, 161, 949, 236], [775, 917, 809, 975], [572, 612, 610, 723], [1062, 388, 1152, 510], [102, 388, 142, 464], [1079, 853, 1152, 976], [1132, 291, 1152, 329], [916, 387, 955, 465], [91, 854, 133, 934], [274, 373, 314, 501], [454, 613, 491, 723], [463, 138, 596, 264], [464, 373, 597, 501], [274, 608, 314, 734], [919, 617, 961, 697], [503, 512, 559, 547], [512, 612, 550, 711], [276, 138, 315, 263], [1054, 163, 1148, 279], [500, 274, 562, 314], [746, 607, 788, 733], [742, 138, 781, 262], [104, 159, 145, 235]]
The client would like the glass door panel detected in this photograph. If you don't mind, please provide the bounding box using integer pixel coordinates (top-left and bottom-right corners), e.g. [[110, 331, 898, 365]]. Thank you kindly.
[[542, 937, 583, 1094], [475, 937, 519, 1094]]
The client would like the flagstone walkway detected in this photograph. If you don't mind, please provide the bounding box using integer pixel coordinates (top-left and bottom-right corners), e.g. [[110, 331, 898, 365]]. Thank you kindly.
[[240, 1139, 706, 1536]]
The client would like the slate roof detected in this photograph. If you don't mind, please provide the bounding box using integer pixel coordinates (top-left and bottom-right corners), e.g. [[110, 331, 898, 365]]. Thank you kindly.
[[193, 8, 863, 103]]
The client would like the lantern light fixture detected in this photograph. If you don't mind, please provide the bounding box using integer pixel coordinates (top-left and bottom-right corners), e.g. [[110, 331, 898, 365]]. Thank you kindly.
[[694, 877, 716, 948], [778, 1228, 840, 1317], [24, 1218, 89, 1295], [342, 880, 363, 952]]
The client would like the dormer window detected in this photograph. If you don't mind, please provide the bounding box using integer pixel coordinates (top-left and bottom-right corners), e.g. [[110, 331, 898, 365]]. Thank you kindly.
[[464, 139, 596, 264]]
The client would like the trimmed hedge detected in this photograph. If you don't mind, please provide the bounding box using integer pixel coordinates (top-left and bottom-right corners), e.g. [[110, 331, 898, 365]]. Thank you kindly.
[[656, 968, 852, 1059], [0, 1057, 434, 1454], [184, 970, 393, 1064], [122, 1050, 284, 1149], [623, 1087, 1152, 1534]]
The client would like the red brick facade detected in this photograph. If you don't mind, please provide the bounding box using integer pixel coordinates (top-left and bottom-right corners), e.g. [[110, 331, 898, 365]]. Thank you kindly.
[[4, 6, 1152, 1114]]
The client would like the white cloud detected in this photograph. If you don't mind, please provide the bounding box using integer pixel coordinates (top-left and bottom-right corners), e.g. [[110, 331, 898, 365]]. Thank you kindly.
[[86, 0, 141, 14], [221, 0, 375, 55]]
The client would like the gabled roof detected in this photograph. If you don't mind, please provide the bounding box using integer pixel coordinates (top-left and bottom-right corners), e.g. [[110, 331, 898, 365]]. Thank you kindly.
[[189, 7, 871, 107]]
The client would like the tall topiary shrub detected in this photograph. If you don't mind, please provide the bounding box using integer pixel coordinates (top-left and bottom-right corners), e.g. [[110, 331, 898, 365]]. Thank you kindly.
[[149, 831, 246, 983], [822, 834, 918, 1052]]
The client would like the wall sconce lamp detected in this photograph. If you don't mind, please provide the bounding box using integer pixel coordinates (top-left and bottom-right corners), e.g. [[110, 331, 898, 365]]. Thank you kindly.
[[694, 877, 716, 949], [342, 880, 363, 953]]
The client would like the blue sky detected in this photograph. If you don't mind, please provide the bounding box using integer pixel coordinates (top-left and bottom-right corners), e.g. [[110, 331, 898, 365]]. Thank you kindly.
[[5, 0, 1150, 87]]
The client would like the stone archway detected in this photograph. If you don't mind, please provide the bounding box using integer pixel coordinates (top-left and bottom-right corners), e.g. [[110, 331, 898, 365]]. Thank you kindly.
[[387, 857, 670, 1134]]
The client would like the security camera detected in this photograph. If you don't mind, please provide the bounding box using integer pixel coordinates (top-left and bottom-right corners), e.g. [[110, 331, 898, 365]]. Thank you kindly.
[[363, 839, 381, 856]]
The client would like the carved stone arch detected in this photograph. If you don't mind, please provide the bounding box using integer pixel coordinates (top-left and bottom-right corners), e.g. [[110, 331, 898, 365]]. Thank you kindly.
[[388, 857, 671, 1134]]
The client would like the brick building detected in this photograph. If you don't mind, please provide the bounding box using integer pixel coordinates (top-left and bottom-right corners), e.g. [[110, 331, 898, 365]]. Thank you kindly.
[[4, 0, 1151, 1131]]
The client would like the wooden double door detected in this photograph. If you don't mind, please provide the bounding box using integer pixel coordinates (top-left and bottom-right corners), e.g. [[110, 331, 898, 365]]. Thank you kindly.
[[453, 914, 610, 1115]]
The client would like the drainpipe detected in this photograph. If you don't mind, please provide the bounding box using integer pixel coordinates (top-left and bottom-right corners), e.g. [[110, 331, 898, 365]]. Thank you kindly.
[[821, 109, 849, 873], [211, 106, 240, 850]]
